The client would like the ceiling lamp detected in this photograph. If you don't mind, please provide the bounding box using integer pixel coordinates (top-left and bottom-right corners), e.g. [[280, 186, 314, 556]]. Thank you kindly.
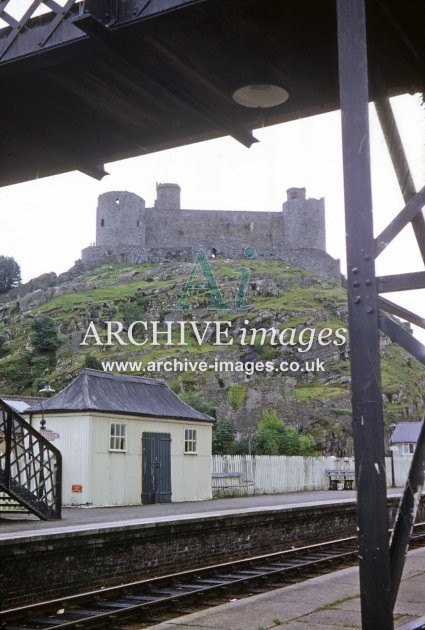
[[232, 83, 289, 108]]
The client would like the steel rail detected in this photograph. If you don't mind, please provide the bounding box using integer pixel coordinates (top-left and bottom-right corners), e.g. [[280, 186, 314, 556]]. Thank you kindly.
[[2, 525, 425, 630], [0, 537, 358, 629]]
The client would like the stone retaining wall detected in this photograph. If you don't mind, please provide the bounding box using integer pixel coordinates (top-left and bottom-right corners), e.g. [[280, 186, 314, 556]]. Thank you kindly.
[[1, 496, 420, 608]]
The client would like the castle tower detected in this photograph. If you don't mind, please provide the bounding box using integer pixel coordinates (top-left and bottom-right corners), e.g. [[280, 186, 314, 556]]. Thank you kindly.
[[154, 183, 181, 209], [96, 191, 146, 248], [282, 187, 326, 251]]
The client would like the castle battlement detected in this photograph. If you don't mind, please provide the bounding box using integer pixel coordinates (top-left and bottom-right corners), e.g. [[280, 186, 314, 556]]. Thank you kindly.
[[81, 184, 340, 283]]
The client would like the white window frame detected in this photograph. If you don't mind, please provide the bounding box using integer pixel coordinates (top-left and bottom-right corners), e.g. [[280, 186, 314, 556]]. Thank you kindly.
[[109, 422, 127, 452], [401, 443, 411, 456], [184, 428, 197, 454]]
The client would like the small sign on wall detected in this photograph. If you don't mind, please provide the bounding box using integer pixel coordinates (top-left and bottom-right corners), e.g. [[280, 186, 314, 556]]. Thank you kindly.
[[72, 484, 83, 493], [40, 429, 60, 441]]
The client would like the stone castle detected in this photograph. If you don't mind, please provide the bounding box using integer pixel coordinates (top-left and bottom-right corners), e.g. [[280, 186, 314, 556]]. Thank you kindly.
[[81, 184, 340, 282]]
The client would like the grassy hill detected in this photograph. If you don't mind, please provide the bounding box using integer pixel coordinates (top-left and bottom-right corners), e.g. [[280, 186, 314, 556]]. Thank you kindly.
[[0, 258, 424, 453]]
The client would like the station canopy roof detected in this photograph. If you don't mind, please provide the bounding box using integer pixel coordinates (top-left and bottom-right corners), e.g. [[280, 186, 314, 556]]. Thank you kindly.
[[0, 0, 424, 187], [26, 368, 214, 422]]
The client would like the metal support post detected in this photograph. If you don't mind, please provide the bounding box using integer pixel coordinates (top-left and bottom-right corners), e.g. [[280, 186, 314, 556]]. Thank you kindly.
[[375, 95, 425, 605], [390, 449, 396, 488], [390, 420, 425, 606], [336, 1, 393, 628], [375, 97, 425, 263]]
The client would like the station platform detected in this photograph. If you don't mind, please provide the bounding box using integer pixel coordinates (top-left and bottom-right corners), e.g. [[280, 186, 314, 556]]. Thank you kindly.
[[0, 488, 403, 537], [147, 547, 425, 629]]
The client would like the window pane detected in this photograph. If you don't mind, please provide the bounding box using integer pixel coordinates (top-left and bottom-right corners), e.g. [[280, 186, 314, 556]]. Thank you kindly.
[[110, 424, 126, 450], [184, 428, 197, 453]]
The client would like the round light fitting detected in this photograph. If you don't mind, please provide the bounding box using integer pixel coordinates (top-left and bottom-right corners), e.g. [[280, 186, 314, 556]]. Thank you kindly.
[[232, 83, 289, 108]]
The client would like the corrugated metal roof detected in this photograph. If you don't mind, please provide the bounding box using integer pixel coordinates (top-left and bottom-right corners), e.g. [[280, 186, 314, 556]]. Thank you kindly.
[[26, 369, 213, 422], [0, 395, 39, 413], [390, 421, 423, 444], [2, 398, 31, 413]]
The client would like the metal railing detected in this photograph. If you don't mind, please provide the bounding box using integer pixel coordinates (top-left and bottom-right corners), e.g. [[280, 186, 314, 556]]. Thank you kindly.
[[0, 399, 61, 519], [0, 0, 81, 61]]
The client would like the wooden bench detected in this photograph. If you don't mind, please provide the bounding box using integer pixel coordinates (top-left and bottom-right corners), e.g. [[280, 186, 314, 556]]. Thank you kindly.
[[211, 472, 255, 496], [325, 469, 355, 490]]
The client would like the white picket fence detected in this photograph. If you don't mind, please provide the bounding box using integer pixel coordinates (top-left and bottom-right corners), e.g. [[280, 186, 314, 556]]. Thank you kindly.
[[212, 455, 413, 496]]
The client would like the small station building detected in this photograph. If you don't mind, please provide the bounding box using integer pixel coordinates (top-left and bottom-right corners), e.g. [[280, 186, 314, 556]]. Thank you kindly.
[[389, 421, 423, 457], [25, 369, 214, 507]]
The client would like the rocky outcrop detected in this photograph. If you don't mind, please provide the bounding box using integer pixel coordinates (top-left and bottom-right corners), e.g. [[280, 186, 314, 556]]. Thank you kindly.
[[0, 258, 424, 456]]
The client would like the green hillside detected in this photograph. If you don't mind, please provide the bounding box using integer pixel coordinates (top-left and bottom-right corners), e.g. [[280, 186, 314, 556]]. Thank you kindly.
[[0, 259, 423, 454]]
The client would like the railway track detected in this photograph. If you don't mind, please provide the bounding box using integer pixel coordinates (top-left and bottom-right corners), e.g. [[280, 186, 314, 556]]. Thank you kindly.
[[2, 525, 425, 630]]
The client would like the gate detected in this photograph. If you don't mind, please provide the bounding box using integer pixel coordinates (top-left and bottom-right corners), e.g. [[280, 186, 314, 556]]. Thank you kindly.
[[141, 432, 171, 504]]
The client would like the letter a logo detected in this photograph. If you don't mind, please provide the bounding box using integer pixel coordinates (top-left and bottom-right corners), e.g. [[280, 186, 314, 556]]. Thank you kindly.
[[173, 249, 231, 310]]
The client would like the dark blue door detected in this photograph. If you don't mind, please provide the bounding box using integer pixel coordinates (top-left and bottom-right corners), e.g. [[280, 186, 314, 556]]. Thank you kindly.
[[141, 432, 171, 504]]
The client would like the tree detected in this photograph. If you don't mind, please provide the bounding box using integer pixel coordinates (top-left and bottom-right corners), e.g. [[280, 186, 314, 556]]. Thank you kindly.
[[84, 354, 103, 370], [0, 325, 7, 356], [0, 256, 21, 294], [1, 354, 33, 392], [30, 316, 62, 356], [180, 391, 216, 418], [121, 297, 148, 334], [212, 418, 237, 454], [298, 433, 317, 456], [253, 409, 317, 456], [254, 409, 286, 455]]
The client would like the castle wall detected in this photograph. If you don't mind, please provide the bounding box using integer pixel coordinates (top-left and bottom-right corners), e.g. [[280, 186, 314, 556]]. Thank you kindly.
[[155, 183, 181, 209], [81, 245, 148, 266], [144, 208, 284, 257], [96, 191, 146, 248], [283, 187, 326, 251], [81, 185, 340, 285], [280, 249, 340, 283]]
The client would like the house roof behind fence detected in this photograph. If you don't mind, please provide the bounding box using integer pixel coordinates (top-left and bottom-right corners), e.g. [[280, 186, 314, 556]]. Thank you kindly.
[[390, 421, 423, 444], [0, 395, 39, 413]]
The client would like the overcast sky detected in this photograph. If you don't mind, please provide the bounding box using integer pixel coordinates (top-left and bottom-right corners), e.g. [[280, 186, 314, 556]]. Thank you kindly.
[[0, 93, 424, 333]]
